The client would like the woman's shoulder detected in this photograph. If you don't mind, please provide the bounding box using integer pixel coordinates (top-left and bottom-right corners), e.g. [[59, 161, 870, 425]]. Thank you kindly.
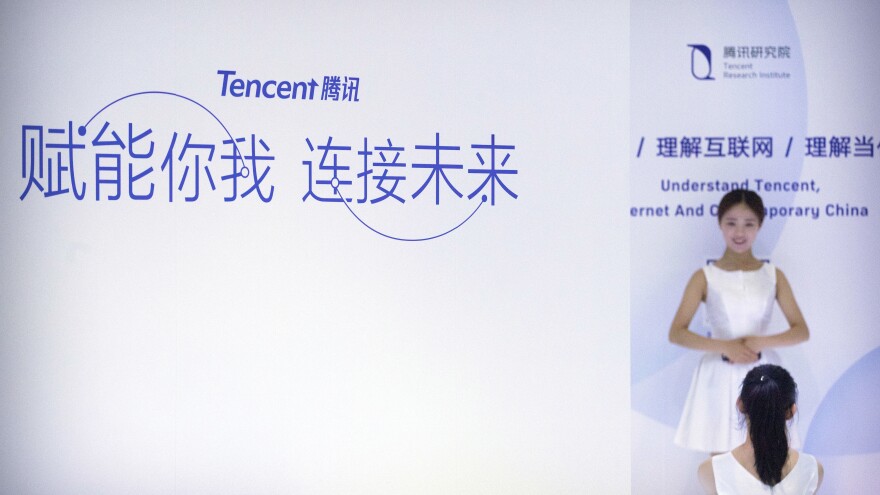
[[792, 450, 820, 471], [676, 268, 708, 301], [689, 267, 709, 289], [786, 450, 823, 492], [697, 457, 718, 494]]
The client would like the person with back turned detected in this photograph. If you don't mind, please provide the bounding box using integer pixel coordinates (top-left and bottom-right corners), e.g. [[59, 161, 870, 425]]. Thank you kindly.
[[698, 364, 823, 494]]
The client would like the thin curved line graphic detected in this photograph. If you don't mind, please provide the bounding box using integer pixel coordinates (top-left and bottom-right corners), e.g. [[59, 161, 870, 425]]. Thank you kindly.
[[82, 91, 484, 241], [335, 190, 485, 242], [80, 90, 238, 147]]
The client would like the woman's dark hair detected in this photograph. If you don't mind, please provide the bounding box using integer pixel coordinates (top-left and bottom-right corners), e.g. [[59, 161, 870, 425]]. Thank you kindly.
[[739, 364, 798, 486], [718, 189, 765, 225]]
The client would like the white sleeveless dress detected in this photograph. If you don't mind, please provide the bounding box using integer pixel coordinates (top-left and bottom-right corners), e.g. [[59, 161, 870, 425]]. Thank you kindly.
[[674, 263, 782, 452], [712, 451, 820, 494]]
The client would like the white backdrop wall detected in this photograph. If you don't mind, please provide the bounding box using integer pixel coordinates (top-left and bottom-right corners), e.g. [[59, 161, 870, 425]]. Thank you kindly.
[[2, 1, 878, 494], [1, 2, 630, 494]]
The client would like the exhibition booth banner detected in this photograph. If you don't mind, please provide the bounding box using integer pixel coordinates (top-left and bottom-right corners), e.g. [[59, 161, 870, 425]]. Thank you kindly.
[[631, 1, 880, 493]]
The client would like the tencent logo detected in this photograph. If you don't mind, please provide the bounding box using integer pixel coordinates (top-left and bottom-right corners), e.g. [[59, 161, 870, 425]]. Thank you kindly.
[[688, 44, 714, 80]]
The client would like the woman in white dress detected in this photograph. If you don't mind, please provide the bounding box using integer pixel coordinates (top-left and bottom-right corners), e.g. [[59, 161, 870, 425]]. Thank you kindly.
[[669, 189, 809, 453], [698, 364, 823, 494]]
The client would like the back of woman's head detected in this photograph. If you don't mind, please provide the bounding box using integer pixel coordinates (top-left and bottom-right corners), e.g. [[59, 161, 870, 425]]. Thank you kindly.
[[739, 364, 798, 486]]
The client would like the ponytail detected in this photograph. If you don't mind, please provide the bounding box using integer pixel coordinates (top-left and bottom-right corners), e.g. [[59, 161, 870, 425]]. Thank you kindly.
[[740, 365, 797, 486]]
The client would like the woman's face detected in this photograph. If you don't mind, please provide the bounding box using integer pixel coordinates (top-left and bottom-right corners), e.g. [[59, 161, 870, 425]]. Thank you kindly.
[[719, 202, 761, 254]]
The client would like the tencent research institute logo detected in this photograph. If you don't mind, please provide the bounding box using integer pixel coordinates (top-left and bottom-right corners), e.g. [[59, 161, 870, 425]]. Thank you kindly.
[[688, 44, 714, 80], [687, 43, 794, 81]]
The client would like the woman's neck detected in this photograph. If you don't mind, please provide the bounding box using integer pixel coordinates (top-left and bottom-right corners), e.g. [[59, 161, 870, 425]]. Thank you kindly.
[[717, 249, 762, 270], [732, 435, 756, 465]]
